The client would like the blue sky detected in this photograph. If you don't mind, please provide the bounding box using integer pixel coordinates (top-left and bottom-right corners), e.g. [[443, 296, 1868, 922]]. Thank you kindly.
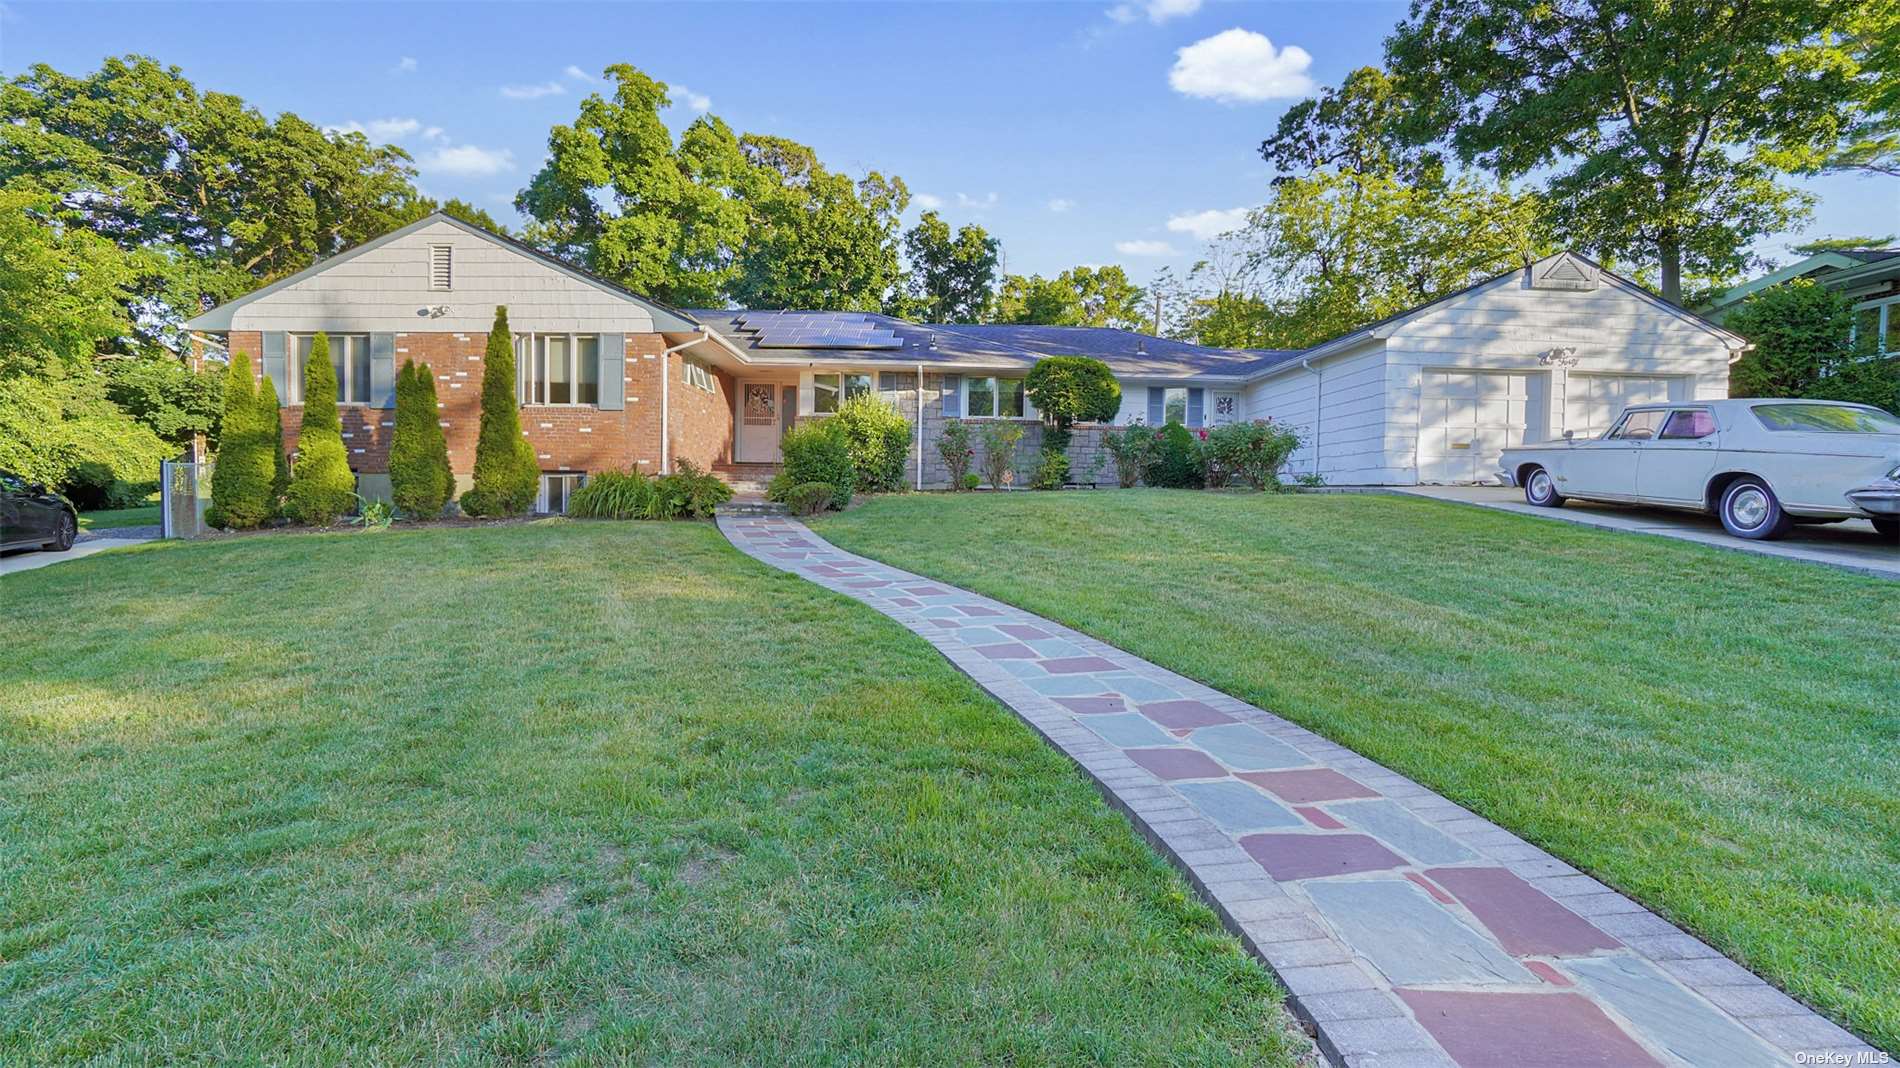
[[3, 0, 1892, 285]]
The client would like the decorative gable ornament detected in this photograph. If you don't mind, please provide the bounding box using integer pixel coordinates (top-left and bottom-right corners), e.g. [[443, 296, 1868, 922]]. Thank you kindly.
[[1530, 253, 1599, 291]]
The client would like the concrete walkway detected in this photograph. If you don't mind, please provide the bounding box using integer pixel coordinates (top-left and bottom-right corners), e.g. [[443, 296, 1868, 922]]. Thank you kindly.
[[1393, 485, 1898, 580], [0, 535, 157, 576], [720, 515, 1882, 1068]]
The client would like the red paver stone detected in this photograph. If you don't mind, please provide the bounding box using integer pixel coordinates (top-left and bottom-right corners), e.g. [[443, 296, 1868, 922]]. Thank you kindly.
[[1140, 699, 1238, 730], [1404, 871, 1458, 906], [905, 586, 948, 596], [973, 642, 1040, 660], [1425, 867, 1622, 958], [1239, 768, 1380, 804], [1238, 833, 1406, 881], [1042, 656, 1123, 674], [998, 624, 1051, 640], [887, 598, 921, 608], [1396, 989, 1662, 1067], [1524, 961, 1574, 987], [1296, 805, 1346, 830], [1055, 696, 1128, 715], [955, 604, 1003, 617], [1125, 748, 1230, 781], [844, 579, 890, 588]]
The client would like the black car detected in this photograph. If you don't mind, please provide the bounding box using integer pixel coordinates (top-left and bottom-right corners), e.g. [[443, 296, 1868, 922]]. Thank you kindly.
[[1, 471, 78, 553]]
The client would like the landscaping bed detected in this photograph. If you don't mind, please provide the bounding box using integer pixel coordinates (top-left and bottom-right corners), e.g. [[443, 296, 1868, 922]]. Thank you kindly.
[[0, 522, 1300, 1065], [814, 489, 1900, 1050]]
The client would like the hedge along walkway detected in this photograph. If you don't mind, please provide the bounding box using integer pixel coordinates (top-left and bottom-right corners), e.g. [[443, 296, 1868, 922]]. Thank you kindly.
[[718, 515, 1885, 1068]]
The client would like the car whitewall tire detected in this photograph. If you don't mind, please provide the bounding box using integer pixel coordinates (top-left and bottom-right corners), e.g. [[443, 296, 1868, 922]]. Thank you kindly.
[[1718, 478, 1791, 541], [1523, 467, 1565, 508]]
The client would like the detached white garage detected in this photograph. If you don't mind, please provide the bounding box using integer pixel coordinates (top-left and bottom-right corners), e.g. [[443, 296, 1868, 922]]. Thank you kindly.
[[1243, 252, 1749, 485]]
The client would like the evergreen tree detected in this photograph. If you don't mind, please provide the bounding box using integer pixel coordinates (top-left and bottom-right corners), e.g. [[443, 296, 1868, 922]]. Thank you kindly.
[[262, 376, 288, 507], [461, 307, 538, 516], [205, 349, 274, 529], [284, 332, 356, 524], [390, 360, 453, 518]]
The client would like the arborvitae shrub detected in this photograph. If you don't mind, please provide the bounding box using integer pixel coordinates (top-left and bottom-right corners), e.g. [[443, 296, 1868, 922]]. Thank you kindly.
[[390, 361, 452, 518], [461, 306, 539, 516], [206, 350, 275, 529], [284, 332, 357, 524]]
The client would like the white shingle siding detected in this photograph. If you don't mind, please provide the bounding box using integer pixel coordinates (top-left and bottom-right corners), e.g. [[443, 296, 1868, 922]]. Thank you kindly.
[[228, 221, 658, 335]]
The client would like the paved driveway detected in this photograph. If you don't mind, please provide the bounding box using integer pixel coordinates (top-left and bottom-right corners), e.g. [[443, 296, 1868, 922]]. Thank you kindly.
[[0, 531, 159, 576], [1394, 486, 1898, 579]]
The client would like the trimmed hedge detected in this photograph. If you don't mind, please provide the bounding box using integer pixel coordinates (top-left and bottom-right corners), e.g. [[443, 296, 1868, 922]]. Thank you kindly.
[[390, 360, 453, 518], [783, 481, 835, 516], [284, 333, 356, 525], [781, 419, 854, 509], [833, 393, 911, 493], [207, 350, 276, 529]]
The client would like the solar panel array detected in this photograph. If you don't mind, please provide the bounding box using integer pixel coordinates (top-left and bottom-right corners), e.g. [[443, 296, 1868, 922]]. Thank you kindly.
[[736, 311, 905, 350]]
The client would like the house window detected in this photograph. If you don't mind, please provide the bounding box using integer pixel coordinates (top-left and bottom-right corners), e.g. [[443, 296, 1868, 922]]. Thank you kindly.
[[289, 333, 370, 405], [429, 245, 453, 290], [683, 357, 716, 393], [812, 372, 872, 414], [964, 376, 1025, 418], [517, 334, 600, 405], [1851, 295, 1900, 354], [538, 472, 585, 514], [1163, 387, 1188, 425]]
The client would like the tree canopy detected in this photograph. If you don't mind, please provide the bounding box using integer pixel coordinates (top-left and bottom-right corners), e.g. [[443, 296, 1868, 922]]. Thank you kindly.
[[897, 211, 1000, 322], [993, 266, 1147, 330]]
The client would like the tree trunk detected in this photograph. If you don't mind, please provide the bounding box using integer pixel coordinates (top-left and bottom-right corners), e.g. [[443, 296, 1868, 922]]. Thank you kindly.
[[1658, 231, 1682, 306]]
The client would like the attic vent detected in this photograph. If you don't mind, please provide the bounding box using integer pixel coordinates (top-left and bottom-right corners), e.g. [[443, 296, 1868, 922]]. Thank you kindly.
[[429, 245, 453, 291], [1137, 339, 1147, 354]]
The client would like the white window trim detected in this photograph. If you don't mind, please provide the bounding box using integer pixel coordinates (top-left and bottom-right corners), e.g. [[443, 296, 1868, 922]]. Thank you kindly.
[[537, 472, 585, 514], [516, 332, 602, 407], [289, 333, 371, 406], [961, 375, 1033, 420], [1850, 294, 1900, 354], [682, 357, 716, 394], [808, 370, 874, 415]]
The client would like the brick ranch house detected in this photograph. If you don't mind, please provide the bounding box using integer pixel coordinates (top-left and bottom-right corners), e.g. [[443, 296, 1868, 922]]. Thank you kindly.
[[186, 212, 1749, 506]]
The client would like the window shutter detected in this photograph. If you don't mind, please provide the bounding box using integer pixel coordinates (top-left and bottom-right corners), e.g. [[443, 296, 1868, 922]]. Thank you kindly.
[[597, 333, 624, 410], [941, 374, 960, 417], [370, 333, 397, 408], [1146, 386, 1163, 425], [430, 245, 452, 290], [1187, 387, 1205, 427], [260, 331, 288, 405]]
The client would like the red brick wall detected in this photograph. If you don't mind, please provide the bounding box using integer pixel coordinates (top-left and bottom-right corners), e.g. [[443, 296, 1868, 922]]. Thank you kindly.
[[231, 330, 690, 477], [670, 362, 735, 471]]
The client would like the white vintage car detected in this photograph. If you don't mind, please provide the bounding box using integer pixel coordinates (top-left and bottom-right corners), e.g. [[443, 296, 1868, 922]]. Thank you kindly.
[[1498, 398, 1900, 541]]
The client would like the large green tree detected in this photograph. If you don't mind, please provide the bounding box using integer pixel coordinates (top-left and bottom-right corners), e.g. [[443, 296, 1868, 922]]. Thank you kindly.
[[1365, 0, 1871, 304], [897, 211, 1000, 322], [0, 56, 428, 347], [0, 190, 137, 380], [517, 64, 908, 310], [1824, 0, 1900, 177], [992, 266, 1146, 330]]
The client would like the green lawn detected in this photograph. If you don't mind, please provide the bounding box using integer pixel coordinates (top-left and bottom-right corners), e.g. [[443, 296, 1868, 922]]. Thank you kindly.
[[0, 521, 1299, 1066], [77, 503, 160, 530], [815, 490, 1900, 1050]]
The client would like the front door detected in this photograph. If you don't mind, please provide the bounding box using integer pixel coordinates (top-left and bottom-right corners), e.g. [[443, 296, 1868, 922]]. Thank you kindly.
[[738, 382, 784, 462]]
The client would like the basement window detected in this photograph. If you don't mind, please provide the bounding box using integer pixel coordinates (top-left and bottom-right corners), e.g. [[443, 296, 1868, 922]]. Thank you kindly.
[[429, 245, 453, 290], [538, 472, 585, 514]]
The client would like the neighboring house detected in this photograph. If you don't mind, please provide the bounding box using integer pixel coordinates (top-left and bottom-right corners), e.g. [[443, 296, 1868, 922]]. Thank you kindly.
[[186, 214, 1746, 503], [1703, 248, 1900, 356]]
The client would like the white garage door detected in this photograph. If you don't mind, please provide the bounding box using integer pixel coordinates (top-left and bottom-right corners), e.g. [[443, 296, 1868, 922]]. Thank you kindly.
[[1418, 371, 1536, 484], [1573, 374, 1680, 438]]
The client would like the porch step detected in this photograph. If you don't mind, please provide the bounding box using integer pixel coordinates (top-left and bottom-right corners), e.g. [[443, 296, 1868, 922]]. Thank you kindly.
[[714, 498, 788, 518]]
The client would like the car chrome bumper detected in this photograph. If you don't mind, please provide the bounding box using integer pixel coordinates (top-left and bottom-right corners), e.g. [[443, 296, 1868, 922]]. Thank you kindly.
[[1846, 479, 1900, 516], [1497, 469, 1519, 488]]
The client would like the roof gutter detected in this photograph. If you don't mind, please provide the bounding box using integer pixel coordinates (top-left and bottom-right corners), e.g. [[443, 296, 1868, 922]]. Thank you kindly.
[[1298, 358, 1322, 476]]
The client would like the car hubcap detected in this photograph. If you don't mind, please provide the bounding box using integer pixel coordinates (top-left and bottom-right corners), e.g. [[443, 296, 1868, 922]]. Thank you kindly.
[[1730, 487, 1769, 528], [1530, 472, 1552, 500]]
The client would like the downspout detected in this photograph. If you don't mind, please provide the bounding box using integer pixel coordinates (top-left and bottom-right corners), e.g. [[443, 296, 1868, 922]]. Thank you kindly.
[[1299, 358, 1322, 477], [658, 330, 716, 475], [915, 362, 925, 491]]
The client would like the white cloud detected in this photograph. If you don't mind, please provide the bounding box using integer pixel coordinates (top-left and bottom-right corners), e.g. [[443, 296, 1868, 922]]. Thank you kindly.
[[956, 191, 999, 210], [670, 83, 712, 112], [1115, 239, 1179, 256], [393, 56, 417, 74], [1169, 28, 1315, 104], [422, 126, 446, 142], [326, 117, 423, 141], [1047, 198, 1076, 213], [1108, 0, 1201, 24], [563, 64, 596, 83], [1167, 206, 1251, 241], [418, 144, 516, 177], [500, 81, 565, 100], [913, 193, 945, 211]]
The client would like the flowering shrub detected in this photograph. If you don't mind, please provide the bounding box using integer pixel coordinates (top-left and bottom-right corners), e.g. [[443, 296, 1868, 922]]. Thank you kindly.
[[937, 418, 975, 490], [1204, 420, 1302, 490], [1102, 423, 1154, 487], [980, 422, 1024, 489]]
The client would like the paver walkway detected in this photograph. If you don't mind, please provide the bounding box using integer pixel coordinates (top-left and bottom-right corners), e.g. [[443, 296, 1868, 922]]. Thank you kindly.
[[719, 515, 1885, 1068]]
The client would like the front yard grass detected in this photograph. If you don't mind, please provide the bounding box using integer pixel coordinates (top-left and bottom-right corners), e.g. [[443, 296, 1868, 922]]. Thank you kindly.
[[77, 503, 160, 530], [0, 521, 1298, 1065], [814, 490, 1900, 1050]]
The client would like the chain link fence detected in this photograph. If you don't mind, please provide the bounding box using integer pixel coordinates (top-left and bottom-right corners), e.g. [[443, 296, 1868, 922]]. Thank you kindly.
[[160, 460, 213, 539]]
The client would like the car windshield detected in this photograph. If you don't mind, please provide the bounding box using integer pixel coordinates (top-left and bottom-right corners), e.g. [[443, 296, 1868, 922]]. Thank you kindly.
[[1750, 404, 1900, 434]]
